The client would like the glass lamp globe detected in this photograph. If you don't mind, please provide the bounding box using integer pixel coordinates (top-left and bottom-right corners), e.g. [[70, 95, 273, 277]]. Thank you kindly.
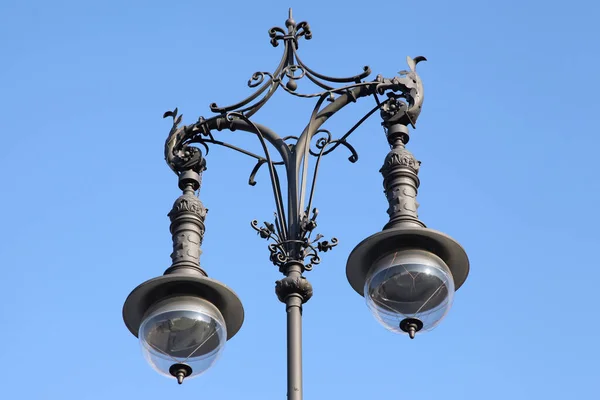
[[139, 296, 227, 384], [364, 249, 455, 338]]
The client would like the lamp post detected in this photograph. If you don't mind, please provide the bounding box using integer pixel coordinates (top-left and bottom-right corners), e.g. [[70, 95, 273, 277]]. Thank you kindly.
[[122, 9, 469, 398]]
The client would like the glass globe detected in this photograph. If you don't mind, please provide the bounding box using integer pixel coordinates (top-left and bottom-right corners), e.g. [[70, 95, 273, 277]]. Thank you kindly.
[[139, 296, 227, 383], [364, 249, 455, 337]]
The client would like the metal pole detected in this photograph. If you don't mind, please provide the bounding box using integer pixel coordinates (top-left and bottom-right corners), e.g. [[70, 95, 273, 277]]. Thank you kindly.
[[286, 294, 303, 400], [276, 259, 312, 400], [284, 258, 304, 400]]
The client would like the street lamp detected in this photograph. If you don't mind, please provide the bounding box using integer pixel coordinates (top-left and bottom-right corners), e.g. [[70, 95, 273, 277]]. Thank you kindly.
[[122, 9, 469, 397]]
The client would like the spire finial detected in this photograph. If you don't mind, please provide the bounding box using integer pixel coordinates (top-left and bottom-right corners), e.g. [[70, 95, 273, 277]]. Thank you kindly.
[[285, 8, 295, 29]]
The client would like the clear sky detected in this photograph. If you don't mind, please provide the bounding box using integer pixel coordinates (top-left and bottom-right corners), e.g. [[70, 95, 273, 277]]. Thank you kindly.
[[1, 0, 599, 399]]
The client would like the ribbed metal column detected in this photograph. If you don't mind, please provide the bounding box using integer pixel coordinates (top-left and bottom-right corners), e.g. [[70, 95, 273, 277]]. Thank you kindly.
[[164, 169, 208, 276], [380, 123, 426, 230]]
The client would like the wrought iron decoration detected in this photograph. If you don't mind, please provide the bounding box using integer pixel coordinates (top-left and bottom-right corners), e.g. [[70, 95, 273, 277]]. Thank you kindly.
[[123, 10, 471, 394], [162, 9, 426, 296]]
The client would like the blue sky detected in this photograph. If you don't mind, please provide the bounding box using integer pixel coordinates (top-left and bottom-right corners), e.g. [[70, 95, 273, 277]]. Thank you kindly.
[[1, 0, 599, 399]]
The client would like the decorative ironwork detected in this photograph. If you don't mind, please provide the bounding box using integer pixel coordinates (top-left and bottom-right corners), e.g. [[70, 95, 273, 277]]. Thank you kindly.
[[122, 12, 460, 395], [376, 55, 427, 129], [251, 209, 338, 273], [161, 8, 426, 275], [163, 108, 206, 174]]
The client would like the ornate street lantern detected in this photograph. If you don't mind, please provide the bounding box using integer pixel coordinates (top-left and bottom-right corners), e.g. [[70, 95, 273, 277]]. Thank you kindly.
[[123, 10, 469, 396]]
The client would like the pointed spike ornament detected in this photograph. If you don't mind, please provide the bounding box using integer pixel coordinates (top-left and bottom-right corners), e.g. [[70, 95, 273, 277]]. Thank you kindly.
[[285, 8, 295, 29], [400, 318, 423, 340], [169, 363, 192, 385], [408, 325, 417, 339]]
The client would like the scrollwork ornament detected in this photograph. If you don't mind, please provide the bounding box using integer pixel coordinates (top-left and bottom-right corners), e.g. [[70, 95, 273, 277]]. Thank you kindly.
[[251, 213, 338, 272], [251, 219, 278, 240], [158, 11, 428, 283], [317, 237, 338, 253], [248, 71, 271, 88], [161, 13, 426, 195], [269, 9, 312, 49], [269, 243, 289, 271]]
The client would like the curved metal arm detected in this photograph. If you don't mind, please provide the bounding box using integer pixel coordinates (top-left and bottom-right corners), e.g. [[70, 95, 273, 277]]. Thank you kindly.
[[162, 10, 427, 273], [225, 112, 289, 239]]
